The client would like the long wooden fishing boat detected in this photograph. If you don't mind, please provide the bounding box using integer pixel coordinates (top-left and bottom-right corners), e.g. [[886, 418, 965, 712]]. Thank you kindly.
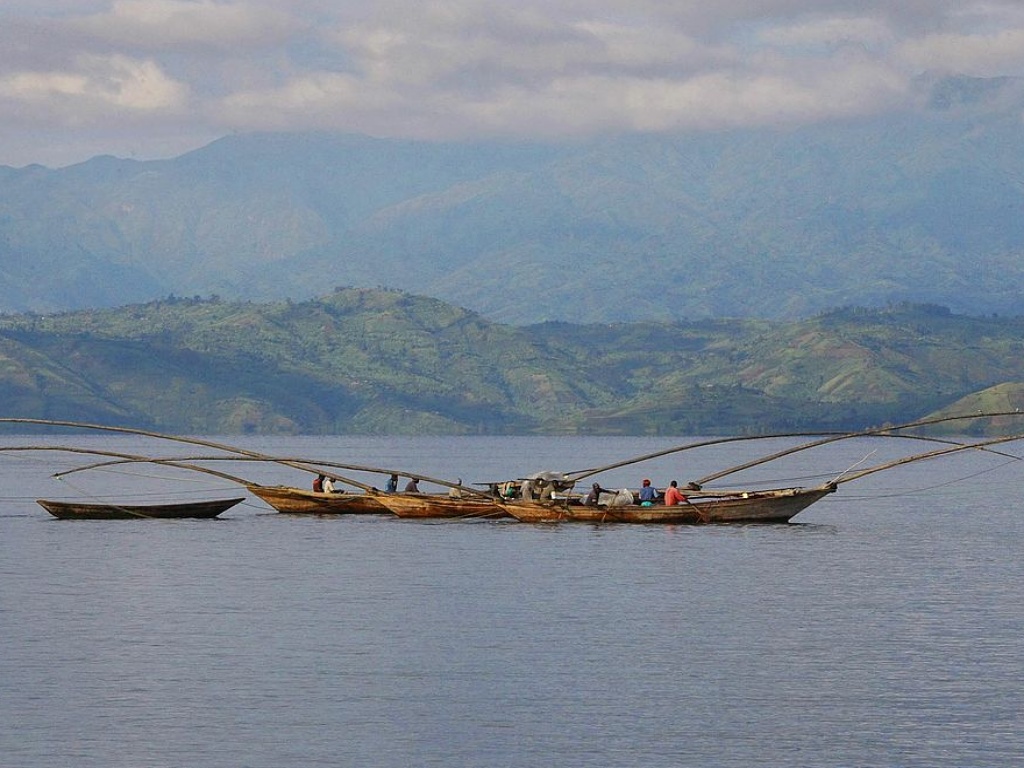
[[246, 485, 388, 514], [505, 484, 837, 524], [373, 492, 511, 519], [8, 414, 1024, 528], [36, 497, 245, 520]]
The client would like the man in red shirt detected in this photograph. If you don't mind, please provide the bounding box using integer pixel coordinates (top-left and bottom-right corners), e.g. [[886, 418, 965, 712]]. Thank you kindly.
[[663, 480, 687, 506]]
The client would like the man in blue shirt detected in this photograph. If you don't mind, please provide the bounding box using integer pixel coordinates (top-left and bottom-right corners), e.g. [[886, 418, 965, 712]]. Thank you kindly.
[[638, 478, 658, 505]]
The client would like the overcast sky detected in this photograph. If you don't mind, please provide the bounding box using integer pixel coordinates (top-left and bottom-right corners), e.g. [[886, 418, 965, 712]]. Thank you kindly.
[[2, 0, 1023, 168]]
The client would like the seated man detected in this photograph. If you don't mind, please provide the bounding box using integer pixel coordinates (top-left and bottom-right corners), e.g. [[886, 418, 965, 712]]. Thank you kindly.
[[663, 480, 687, 506], [638, 478, 657, 504], [584, 482, 612, 506]]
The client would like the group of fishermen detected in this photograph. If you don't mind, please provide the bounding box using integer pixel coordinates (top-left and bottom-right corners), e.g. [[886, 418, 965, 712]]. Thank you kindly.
[[583, 478, 694, 507], [314, 472, 421, 494], [313, 471, 695, 507], [503, 475, 697, 507]]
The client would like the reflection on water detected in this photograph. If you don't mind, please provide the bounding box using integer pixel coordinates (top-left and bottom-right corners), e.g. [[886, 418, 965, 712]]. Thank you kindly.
[[1, 435, 1022, 767]]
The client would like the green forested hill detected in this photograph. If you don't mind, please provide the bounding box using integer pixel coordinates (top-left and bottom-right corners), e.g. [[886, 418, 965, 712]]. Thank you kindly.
[[1, 290, 1023, 435]]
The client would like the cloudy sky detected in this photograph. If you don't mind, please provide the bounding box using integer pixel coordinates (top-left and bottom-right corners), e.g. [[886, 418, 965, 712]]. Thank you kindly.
[[2, 0, 1023, 168]]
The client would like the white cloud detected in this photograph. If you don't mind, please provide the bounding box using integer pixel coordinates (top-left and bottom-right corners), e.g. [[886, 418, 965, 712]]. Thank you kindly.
[[453, 57, 908, 137], [214, 51, 907, 141], [899, 28, 1024, 77], [757, 16, 895, 49], [0, 55, 188, 118], [2, 1, 1024, 166], [219, 72, 364, 123], [72, 0, 302, 50]]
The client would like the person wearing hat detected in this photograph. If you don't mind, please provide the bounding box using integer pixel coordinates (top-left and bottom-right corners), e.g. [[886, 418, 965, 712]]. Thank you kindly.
[[638, 478, 658, 505]]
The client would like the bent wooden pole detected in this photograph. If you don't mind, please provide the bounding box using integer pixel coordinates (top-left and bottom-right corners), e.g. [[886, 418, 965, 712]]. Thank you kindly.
[[0, 418, 485, 498], [831, 432, 1024, 486], [0, 445, 255, 485], [570, 410, 1024, 487]]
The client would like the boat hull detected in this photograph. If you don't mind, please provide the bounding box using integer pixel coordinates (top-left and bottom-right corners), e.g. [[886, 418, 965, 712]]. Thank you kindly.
[[373, 493, 510, 519], [506, 486, 835, 524], [247, 485, 388, 514], [37, 497, 245, 520]]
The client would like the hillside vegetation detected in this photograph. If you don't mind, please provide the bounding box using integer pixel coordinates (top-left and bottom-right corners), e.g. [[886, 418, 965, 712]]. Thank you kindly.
[[1, 290, 1023, 435]]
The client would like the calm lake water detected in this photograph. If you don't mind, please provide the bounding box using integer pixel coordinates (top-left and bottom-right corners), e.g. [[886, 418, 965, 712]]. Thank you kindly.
[[1, 434, 1022, 768]]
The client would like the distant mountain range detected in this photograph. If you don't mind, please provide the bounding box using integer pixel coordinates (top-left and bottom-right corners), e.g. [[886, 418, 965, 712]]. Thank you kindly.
[[2, 74, 1023, 324]]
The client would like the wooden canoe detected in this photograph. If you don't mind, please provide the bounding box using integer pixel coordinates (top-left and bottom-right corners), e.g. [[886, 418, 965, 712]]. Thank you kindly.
[[247, 485, 388, 514], [504, 484, 836, 524], [36, 497, 245, 520], [372, 492, 511, 519]]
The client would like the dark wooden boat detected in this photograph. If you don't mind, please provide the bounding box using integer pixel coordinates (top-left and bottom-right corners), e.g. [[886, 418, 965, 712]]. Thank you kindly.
[[247, 485, 388, 514], [504, 484, 836, 524], [373, 492, 511, 519], [36, 497, 245, 520]]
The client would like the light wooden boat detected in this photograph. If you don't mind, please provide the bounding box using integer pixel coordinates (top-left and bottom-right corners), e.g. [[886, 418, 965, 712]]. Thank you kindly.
[[247, 485, 388, 514], [504, 485, 836, 524], [372, 493, 510, 519]]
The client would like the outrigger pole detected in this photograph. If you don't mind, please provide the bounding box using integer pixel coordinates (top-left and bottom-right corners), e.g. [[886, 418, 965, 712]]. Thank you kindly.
[[829, 431, 1024, 486], [0, 418, 485, 498], [0, 445, 256, 485], [55, 454, 489, 499], [693, 412, 1024, 487], [567, 411, 1024, 487]]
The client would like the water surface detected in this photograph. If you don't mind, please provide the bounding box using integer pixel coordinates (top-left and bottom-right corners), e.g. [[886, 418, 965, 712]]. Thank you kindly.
[[1, 435, 1022, 767]]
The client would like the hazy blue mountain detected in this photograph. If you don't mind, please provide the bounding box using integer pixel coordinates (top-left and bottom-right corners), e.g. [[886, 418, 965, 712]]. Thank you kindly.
[[1, 75, 1022, 323]]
